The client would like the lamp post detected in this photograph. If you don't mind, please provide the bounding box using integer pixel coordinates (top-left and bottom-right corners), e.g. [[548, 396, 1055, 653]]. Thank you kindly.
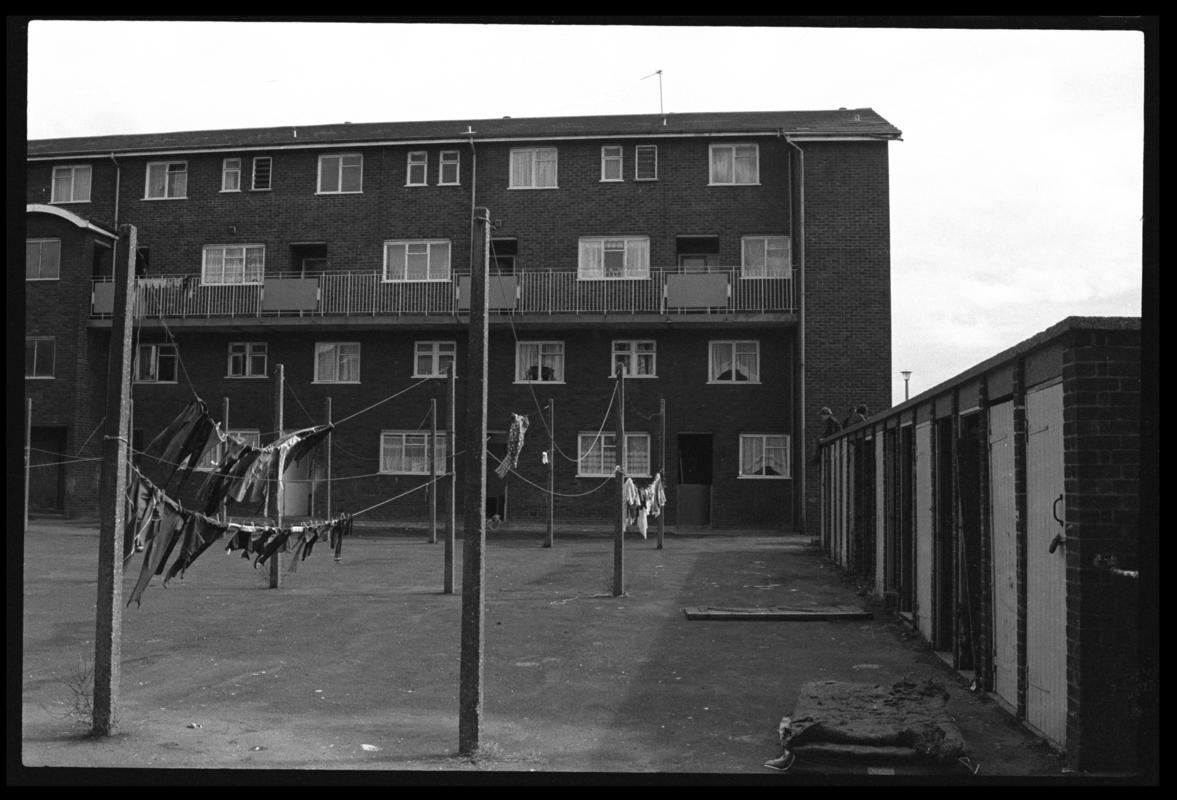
[[901, 371, 912, 402]]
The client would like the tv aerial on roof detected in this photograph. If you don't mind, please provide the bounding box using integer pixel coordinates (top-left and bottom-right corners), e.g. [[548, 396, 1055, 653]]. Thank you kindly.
[[641, 70, 665, 121]]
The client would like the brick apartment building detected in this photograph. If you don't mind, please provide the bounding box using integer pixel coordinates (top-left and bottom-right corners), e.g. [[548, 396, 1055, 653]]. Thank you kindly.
[[24, 109, 901, 531]]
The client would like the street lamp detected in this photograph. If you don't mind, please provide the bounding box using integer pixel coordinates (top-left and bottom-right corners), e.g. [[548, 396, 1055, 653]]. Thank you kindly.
[[901, 371, 912, 402]]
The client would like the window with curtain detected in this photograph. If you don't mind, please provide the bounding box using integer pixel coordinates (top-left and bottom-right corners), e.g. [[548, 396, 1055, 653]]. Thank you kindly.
[[439, 151, 460, 185], [26, 238, 61, 280], [51, 165, 92, 203], [384, 240, 451, 281], [202, 244, 265, 285], [612, 340, 656, 377], [145, 161, 188, 199], [314, 342, 361, 383], [318, 153, 363, 193], [25, 337, 55, 378], [407, 151, 428, 186], [601, 146, 623, 181], [380, 431, 448, 475], [509, 147, 557, 188], [515, 341, 564, 383], [709, 143, 759, 185], [741, 236, 791, 277], [739, 434, 790, 478], [221, 158, 242, 192], [578, 236, 650, 279], [709, 340, 760, 383], [577, 432, 651, 477]]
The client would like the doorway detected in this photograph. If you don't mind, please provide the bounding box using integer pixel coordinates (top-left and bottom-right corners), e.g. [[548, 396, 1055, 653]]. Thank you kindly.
[[28, 426, 67, 514], [934, 417, 956, 653], [677, 433, 712, 526], [290, 243, 328, 276]]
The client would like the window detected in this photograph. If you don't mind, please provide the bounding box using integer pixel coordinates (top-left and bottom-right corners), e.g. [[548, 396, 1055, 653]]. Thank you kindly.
[[601, 146, 623, 181], [578, 236, 649, 279], [439, 150, 460, 185], [25, 337, 55, 378], [318, 153, 363, 193], [51, 165, 92, 203], [314, 342, 360, 383], [384, 240, 451, 282], [227, 342, 268, 378], [406, 151, 428, 186], [740, 434, 790, 478], [136, 343, 178, 383], [380, 431, 448, 475], [145, 161, 188, 199], [509, 147, 557, 188], [741, 236, 790, 277], [252, 157, 272, 191], [198, 429, 260, 471], [635, 145, 658, 181], [515, 341, 564, 383], [709, 340, 760, 383], [578, 432, 651, 477], [414, 341, 456, 378], [612, 340, 656, 377], [26, 238, 61, 280], [202, 244, 265, 285], [221, 159, 242, 192], [709, 143, 759, 185]]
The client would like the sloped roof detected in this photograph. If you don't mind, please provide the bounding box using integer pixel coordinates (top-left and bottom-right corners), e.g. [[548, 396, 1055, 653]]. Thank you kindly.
[[27, 109, 901, 158]]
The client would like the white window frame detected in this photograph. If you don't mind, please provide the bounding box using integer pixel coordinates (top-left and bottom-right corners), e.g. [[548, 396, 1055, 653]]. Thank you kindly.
[[51, 164, 92, 203], [414, 341, 457, 378], [611, 340, 657, 378], [509, 147, 558, 189], [144, 161, 188, 199], [406, 151, 428, 186], [135, 343, 179, 384], [221, 158, 242, 192], [578, 236, 650, 280], [577, 432, 651, 478], [25, 336, 55, 379], [313, 342, 361, 384], [635, 145, 658, 181], [739, 434, 791, 479], [317, 153, 363, 194], [252, 156, 273, 191], [26, 238, 61, 281], [600, 146, 624, 182], [227, 342, 268, 378], [197, 429, 260, 472], [708, 143, 760, 186], [379, 430, 448, 475], [201, 244, 266, 286], [515, 341, 565, 384], [383, 240, 452, 282], [740, 235, 791, 278], [438, 150, 460, 185], [708, 340, 760, 384]]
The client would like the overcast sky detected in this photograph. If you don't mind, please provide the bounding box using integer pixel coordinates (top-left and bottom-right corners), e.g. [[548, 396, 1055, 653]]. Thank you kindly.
[[23, 19, 1145, 406]]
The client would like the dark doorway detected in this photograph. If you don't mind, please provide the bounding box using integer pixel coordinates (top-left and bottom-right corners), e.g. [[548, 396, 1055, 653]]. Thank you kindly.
[[675, 236, 719, 271], [490, 238, 517, 274], [956, 412, 984, 673], [934, 417, 955, 653], [898, 424, 915, 614], [28, 426, 67, 514], [677, 433, 712, 526], [290, 243, 328, 276], [92, 241, 113, 279]]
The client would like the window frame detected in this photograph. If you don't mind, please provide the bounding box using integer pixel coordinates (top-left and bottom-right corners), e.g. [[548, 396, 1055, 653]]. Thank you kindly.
[[383, 239, 452, 282], [379, 430, 449, 476], [406, 151, 428, 186], [26, 238, 62, 281], [577, 236, 650, 280], [577, 431, 651, 478], [201, 244, 266, 286], [317, 153, 363, 194], [438, 150, 460, 185], [740, 235, 792, 278], [252, 156, 273, 191], [221, 158, 242, 192], [611, 340, 657, 378], [413, 341, 457, 378], [313, 341, 361, 384], [509, 146, 558, 189], [738, 433, 791, 479], [135, 343, 179, 384], [515, 341, 565, 384], [600, 146, 624, 182], [227, 342, 269, 378], [25, 336, 56, 379], [144, 160, 188, 200], [708, 340, 761, 384], [51, 164, 92, 203], [708, 143, 760, 186], [635, 145, 658, 181]]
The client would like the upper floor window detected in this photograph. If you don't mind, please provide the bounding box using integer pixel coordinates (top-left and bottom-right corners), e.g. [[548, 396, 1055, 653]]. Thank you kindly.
[[51, 165, 92, 203], [145, 161, 188, 199], [601, 146, 623, 182], [709, 340, 760, 383], [384, 240, 451, 282], [741, 235, 791, 278], [739, 434, 790, 478], [221, 158, 242, 192], [227, 342, 268, 378], [509, 147, 557, 189], [380, 431, 448, 475], [414, 341, 457, 378], [577, 432, 650, 478], [26, 238, 61, 281], [439, 150, 460, 185], [612, 340, 656, 378], [516, 341, 564, 383], [635, 145, 658, 181], [709, 143, 759, 185], [135, 343, 178, 384], [202, 244, 265, 285], [252, 157, 272, 191], [578, 236, 649, 280], [314, 342, 360, 383], [406, 151, 428, 186], [318, 153, 363, 194], [25, 337, 55, 379]]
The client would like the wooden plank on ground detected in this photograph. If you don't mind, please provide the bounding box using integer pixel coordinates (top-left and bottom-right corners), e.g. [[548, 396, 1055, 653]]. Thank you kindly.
[[683, 606, 873, 621]]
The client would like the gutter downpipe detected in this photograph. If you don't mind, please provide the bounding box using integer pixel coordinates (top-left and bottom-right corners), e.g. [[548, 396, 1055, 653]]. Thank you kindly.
[[109, 153, 121, 275], [785, 135, 807, 536]]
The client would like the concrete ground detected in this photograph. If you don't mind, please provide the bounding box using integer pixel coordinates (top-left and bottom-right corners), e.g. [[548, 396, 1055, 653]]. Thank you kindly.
[[17, 518, 1072, 782]]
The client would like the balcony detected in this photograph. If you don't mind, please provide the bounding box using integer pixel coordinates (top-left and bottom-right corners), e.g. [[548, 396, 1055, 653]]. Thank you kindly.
[[90, 268, 795, 324]]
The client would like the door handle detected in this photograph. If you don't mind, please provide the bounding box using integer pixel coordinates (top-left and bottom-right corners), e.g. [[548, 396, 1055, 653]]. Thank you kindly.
[[1049, 493, 1068, 553], [1052, 494, 1065, 526]]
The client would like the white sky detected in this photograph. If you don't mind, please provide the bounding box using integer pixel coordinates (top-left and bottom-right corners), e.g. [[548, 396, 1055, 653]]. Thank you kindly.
[[24, 20, 1145, 407]]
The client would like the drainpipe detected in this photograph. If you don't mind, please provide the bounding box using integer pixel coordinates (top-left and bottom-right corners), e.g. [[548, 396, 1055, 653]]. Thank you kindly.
[[466, 127, 478, 292], [785, 135, 807, 535], [109, 153, 121, 273]]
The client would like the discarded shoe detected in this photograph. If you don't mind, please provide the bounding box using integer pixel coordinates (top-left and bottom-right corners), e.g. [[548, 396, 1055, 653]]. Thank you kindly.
[[763, 751, 796, 772]]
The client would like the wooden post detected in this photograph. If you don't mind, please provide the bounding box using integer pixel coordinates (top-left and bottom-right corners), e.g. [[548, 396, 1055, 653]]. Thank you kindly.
[[24, 397, 32, 535], [545, 398, 555, 548], [92, 223, 137, 736], [444, 364, 457, 593], [430, 396, 438, 544], [658, 397, 666, 550], [268, 363, 284, 588], [459, 207, 491, 756], [613, 365, 626, 596], [220, 397, 230, 523]]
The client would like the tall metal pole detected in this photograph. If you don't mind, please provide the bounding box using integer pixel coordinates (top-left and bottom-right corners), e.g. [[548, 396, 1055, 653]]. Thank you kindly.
[[221, 397, 230, 522], [658, 397, 666, 550], [613, 365, 626, 596], [323, 396, 333, 522], [545, 397, 554, 548], [92, 223, 137, 736], [459, 207, 491, 756], [430, 396, 438, 544], [268, 363, 284, 588], [445, 364, 456, 593], [24, 397, 32, 535]]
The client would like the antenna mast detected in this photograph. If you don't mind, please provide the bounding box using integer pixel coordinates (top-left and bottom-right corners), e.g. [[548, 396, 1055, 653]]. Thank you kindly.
[[641, 69, 664, 117]]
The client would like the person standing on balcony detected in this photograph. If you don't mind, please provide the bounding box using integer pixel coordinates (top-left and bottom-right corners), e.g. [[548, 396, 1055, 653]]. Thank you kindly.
[[843, 404, 869, 428], [812, 407, 842, 465]]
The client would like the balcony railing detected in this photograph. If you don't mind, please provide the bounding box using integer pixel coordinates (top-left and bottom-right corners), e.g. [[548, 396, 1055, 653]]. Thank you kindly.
[[91, 268, 795, 320]]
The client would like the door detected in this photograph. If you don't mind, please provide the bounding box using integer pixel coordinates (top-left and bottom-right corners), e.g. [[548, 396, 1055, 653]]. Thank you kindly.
[[934, 418, 955, 653], [1025, 382, 1067, 747], [915, 421, 934, 641], [281, 451, 311, 518], [875, 431, 887, 597], [28, 426, 67, 514], [676, 433, 712, 526], [989, 400, 1018, 708]]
